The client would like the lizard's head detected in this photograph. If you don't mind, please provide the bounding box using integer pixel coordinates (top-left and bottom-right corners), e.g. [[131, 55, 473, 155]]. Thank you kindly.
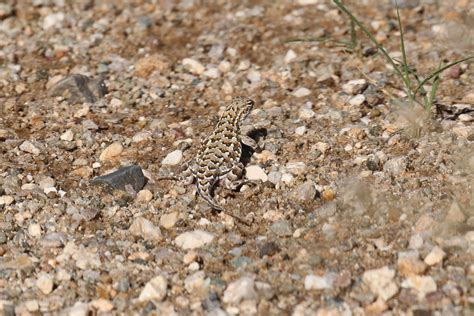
[[226, 96, 255, 125]]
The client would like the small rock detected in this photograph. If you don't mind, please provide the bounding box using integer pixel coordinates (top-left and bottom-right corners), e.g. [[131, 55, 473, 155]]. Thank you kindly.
[[99, 142, 123, 161], [38, 176, 55, 190], [270, 219, 293, 237], [182, 58, 205, 75], [49, 74, 107, 103], [295, 126, 306, 135], [424, 246, 446, 266], [160, 212, 179, 229], [40, 232, 67, 248], [293, 87, 311, 98], [409, 234, 424, 249], [28, 223, 42, 238], [175, 230, 214, 249], [363, 266, 398, 301], [0, 4, 13, 19], [267, 171, 282, 185], [247, 69, 261, 83], [25, 300, 39, 312], [286, 161, 307, 175], [223, 277, 257, 304], [0, 195, 14, 205], [218, 60, 232, 73], [291, 180, 316, 202], [445, 201, 466, 223], [43, 12, 65, 29], [129, 217, 162, 242], [90, 299, 114, 312], [305, 274, 333, 290], [462, 92, 474, 104], [259, 241, 280, 257], [162, 150, 183, 166], [132, 131, 152, 143], [36, 273, 54, 294], [136, 189, 153, 203], [139, 275, 168, 302], [91, 165, 147, 192], [402, 275, 437, 300], [383, 157, 407, 176], [67, 302, 89, 316], [59, 130, 74, 142], [20, 140, 41, 155], [342, 79, 368, 95], [184, 271, 206, 295], [299, 107, 315, 119], [397, 253, 426, 277], [349, 94, 366, 106], [245, 165, 267, 182], [204, 67, 221, 79], [284, 49, 297, 64], [314, 142, 330, 154], [134, 54, 169, 78]]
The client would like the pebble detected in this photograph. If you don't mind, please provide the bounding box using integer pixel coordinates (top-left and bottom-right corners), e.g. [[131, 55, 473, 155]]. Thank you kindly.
[[342, 79, 367, 95], [43, 12, 65, 29], [175, 230, 214, 249], [299, 107, 315, 119], [409, 234, 424, 249], [270, 219, 293, 237], [38, 176, 55, 190], [362, 266, 398, 301], [136, 189, 153, 203], [295, 126, 306, 135], [402, 275, 437, 299], [204, 67, 221, 79], [0, 4, 13, 19], [129, 217, 162, 242], [245, 165, 268, 182], [20, 140, 41, 155], [247, 69, 261, 83], [91, 165, 147, 192], [218, 60, 232, 73], [60, 130, 74, 141], [286, 161, 307, 175], [132, 131, 152, 143], [67, 302, 89, 316], [291, 180, 316, 202], [293, 87, 311, 98], [160, 212, 179, 229], [424, 246, 446, 266], [134, 54, 169, 78], [0, 195, 14, 205], [284, 49, 297, 64], [162, 150, 183, 166], [99, 142, 123, 161], [258, 241, 280, 257], [49, 74, 107, 103], [223, 277, 257, 304], [25, 300, 39, 312], [304, 274, 333, 290], [383, 157, 407, 176], [184, 271, 206, 295], [28, 223, 42, 238], [267, 171, 282, 185], [90, 299, 114, 312], [397, 252, 426, 276], [349, 94, 366, 106], [36, 273, 54, 294], [139, 275, 168, 302], [182, 58, 205, 75]]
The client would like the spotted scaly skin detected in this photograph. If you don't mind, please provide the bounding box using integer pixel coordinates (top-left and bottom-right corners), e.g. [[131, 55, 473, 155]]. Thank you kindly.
[[163, 96, 255, 213]]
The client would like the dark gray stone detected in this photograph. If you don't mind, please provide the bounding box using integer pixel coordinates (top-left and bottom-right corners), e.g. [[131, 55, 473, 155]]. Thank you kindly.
[[49, 74, 107, 103], [91, 165, 147, 192]]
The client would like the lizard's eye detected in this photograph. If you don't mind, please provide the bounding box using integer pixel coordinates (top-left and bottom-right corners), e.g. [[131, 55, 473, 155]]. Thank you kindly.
[[247, 100, 254, 107]]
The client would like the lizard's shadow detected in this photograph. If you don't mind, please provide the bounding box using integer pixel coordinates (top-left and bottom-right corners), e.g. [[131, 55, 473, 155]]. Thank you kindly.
[[240, 128, 267, 165]]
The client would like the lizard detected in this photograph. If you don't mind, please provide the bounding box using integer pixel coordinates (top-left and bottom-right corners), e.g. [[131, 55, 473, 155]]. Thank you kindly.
[[158, 96, 257, 224]]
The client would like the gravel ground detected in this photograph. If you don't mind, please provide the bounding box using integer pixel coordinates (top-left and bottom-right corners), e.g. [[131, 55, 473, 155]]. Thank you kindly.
[[1, 0, 473, 315]]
